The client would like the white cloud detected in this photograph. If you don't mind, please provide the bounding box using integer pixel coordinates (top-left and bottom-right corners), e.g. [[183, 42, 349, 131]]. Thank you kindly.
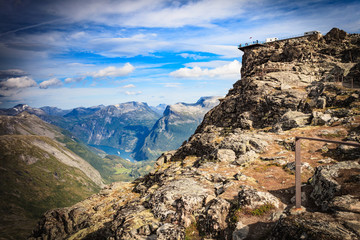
[[185, 60, 237, 68], [64, 76, 85, 83], [39, 78, 63, 89], [179, 53, 207, 60], [163, 83, 181, 88], [90, 63, 135, 78], [89, 35, 170, 58], [122, 84, 136, 88], [0, 76, 37, 89], [52, 0, 248, 28], [69, 31, 86, 39], [170, 60, 241, 79], [67, 62, 95, 67], [125, 90, 142, 95]]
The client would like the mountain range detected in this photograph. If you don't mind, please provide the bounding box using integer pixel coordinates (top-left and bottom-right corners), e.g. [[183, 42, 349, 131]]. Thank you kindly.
[[0, 97, 220, 161], [135, 96, 220, 160]]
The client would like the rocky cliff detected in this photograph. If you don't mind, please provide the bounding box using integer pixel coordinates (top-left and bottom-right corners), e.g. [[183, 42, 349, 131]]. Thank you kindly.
[[29, 28, 360, 240]]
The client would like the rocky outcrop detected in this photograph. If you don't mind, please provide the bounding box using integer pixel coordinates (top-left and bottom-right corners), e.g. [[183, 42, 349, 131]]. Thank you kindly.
[[310, 160, 360, 210], [29, 28, 360, 240]]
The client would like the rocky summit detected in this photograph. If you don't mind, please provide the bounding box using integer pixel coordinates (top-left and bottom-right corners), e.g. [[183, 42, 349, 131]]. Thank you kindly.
[[29, 28, 360, 240]]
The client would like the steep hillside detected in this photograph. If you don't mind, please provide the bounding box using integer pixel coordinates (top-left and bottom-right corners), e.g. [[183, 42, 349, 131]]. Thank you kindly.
[[0, 113, 104, 239], [29, 28, 360, 240], [136, 97, 220, 161]]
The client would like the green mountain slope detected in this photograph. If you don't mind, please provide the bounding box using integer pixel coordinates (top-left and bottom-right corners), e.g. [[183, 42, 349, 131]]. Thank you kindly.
[[0, 135, 102, 240], [0, 112, 106, 239]]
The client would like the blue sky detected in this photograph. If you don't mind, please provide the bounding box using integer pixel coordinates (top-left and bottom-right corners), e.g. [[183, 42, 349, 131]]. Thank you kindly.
[[0, 0, 359, 109]]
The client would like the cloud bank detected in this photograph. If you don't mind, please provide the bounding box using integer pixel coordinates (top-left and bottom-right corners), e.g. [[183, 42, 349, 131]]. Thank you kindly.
[[1, 76, 37, 89], [39, 78, 63, 89], [170, 60, 241, 79], [90, 63, 135, 78]]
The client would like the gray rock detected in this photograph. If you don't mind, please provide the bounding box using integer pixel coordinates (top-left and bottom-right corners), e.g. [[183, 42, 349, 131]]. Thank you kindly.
[[216, 149, 236, 162], [311, 111, 332, 125], [310, 160, 360, 211], [285, 161, 313, 173], [234, 150, 258, 166], [276, 110, 311, 131], [155, 150, 177, 167], [329, 195, 360, 213], [149, 178, 213, 223], [238, 185, 280, 209], [198, 198, 230, 238], [268, 211, 358, 240], [156, 223, 185, 240], [232, 221, 249, 240]]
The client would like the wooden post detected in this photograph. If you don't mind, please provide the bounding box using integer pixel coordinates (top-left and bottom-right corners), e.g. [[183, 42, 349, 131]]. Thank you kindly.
[[295, 137, 301, 208], [294, 137, 360, 209]]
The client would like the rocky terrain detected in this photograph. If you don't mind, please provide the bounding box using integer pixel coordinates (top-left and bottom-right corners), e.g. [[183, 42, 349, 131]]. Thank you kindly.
[[136, 97, 220, 161], [29, 28, 360, 239]]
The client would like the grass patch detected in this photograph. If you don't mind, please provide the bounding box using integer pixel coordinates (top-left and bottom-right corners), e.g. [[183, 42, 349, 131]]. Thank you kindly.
[[114, 167, 131, 174], [249, 203, 275, 216], [185, 221, 202, 240]]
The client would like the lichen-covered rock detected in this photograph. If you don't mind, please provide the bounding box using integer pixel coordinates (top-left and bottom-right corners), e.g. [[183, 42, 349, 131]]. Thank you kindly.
[[312, 111, 332, 125], [156, 223, 185, 240], [198, 198, 231, 239], [29, 207, 90, 240], [148, 178, 213, 225], [276, 110, 312, 131], [238, 185, 281, 209], [155, 150, 177, 167], [269, 211, 358, 240], [234, 150, 258, 166], [310, 160, 360, 210], [112, 204, 159, 240], [216, 149, 236, 162]]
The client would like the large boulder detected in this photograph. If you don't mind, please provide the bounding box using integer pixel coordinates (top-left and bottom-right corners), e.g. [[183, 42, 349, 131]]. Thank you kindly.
[[269, 211, 358, 240], [198, 198, 231, 239], [310, 160, 360, 211], [275, 110, 311, 131], [238, 185, 281, 209]]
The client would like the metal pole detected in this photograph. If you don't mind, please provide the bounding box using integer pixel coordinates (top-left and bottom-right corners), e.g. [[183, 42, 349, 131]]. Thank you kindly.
[[295, 137, 301, 208], [294, 136, 360, 209]]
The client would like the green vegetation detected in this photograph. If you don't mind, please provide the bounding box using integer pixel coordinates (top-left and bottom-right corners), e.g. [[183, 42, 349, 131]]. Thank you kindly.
[[228, 202, 276, 227], [250, 203, 275, 216], [56, 129, 155, 183], [103, 155, 155, 182], [0, 135, 101, 240]]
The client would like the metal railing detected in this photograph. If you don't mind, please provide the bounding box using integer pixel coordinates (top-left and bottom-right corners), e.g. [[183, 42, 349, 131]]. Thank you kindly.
[[239, 33, 306, 48], [294, 136, 360, 208]]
